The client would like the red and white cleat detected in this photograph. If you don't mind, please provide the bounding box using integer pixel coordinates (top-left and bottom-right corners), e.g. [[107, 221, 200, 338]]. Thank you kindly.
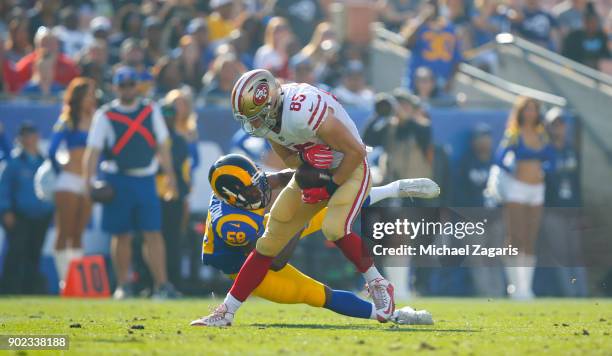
[[190, 303, 234, 327], [367, 278, 396, 322]]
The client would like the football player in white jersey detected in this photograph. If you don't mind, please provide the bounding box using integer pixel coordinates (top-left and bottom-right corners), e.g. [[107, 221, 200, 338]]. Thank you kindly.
[[199, 69, 427, 327]]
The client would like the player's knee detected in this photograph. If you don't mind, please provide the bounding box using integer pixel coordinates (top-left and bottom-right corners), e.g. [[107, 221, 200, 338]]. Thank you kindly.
[[321, 219, 345, 242], [255, 233, 285, 257]]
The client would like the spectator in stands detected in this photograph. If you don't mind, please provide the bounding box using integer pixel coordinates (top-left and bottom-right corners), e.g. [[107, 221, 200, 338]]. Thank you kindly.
[[0, 122, 54, 294], [27, 0, 60, 43], [0, 122, 11, 162], [470, 0, 511, 73], [21, 51, 65, 97], [472, 0, 511, 48], [14, 27, 80, 91], [274, 0, 324, 46], [177, 35, 206, 92], [79, 39, 110, 95], [510, 0, 560, 51], [413, 66, 456, 107], [444, 0, 473, 49], [254, 16, 293, 78], [143, 17, 164, 68], [153, 56, 183, 96], [185, 18, 215, 73], [562, 9, 610, 70], [83, 66, 179, 299], [0, 0, 10, 35], [234, 14, 264, 66], [164, 88, 200, 172], [0, 33, 21, 94], [332, 60, 375, 110], [201, 53, 245, 105], [495, 96, 555, 300], [157, 102, 192, 288], [553, 0, 589, 36], [378, 0, 421, 33], [5, 15, 32, 63], [118, 39, 154, 96], [540, 107, 587, 297], [288, 55, 317, 86], [53, 7, 88, 60], [108, 7, 143, 64], [207, 0, 238, 44], [456, 123, 493, 207], [48, 78, 96, 290], [400, 0, 463, 91], [87, 16, 112, 45], [293, 22, 337, 85]]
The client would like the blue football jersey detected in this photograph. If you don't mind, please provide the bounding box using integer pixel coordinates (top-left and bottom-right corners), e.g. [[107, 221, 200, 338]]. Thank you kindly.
[[201, 195, 266, 274]]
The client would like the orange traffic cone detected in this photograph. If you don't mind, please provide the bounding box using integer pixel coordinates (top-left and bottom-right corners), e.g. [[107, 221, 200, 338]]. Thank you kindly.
[[62, 255, 111, 298]]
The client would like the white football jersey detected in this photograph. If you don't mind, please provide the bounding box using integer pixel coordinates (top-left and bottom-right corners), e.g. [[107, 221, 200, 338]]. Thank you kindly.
[[264, 83, 362, 168]]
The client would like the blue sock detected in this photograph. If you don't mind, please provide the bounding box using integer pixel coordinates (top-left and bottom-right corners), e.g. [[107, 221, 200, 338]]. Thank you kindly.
[[324, 290, 373, 319]]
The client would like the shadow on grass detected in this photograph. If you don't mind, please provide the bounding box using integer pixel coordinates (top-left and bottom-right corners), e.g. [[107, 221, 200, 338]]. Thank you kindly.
[[250, 323, 476, 333]]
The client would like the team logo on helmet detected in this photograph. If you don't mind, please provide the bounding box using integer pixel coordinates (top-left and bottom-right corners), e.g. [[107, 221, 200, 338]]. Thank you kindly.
[[253, 83, 269, 106]]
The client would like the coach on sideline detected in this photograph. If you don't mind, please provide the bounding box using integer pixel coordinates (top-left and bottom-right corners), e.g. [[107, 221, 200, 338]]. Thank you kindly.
[[83, 66, 180, 299]]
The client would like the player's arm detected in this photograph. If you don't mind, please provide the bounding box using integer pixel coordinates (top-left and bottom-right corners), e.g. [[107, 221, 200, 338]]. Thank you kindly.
[[316, 110, 366, 186], [400, 3, 434, 47], [268, 139, 302, 169], [266, 168, 295, 189]]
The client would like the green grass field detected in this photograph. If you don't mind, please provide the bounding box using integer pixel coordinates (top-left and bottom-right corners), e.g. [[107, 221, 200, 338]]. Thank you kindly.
[[0, 297, 610, 355]]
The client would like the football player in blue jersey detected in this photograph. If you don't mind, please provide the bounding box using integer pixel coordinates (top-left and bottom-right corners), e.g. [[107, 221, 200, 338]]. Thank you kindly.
[[191, 154, 439, 326]]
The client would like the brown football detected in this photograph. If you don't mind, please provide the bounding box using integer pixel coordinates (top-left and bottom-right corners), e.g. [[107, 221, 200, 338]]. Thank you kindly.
[[90, 180, 115, 203], [295, 164, 332, 189]]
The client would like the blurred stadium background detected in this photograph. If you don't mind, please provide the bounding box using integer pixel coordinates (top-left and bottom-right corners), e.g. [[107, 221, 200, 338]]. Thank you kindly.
[[0, 0, 611, 299]]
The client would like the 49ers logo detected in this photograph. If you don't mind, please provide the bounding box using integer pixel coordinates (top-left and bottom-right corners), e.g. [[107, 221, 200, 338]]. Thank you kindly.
[[253, 83, 269, 105]]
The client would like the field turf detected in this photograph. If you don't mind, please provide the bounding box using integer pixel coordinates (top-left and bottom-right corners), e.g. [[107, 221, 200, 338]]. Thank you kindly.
[[0, 297, 610, 355]]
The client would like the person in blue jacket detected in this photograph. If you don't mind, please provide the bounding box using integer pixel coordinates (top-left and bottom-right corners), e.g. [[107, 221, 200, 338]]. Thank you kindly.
[[0, 122, 54, 294], [0, 122, 12, 162]]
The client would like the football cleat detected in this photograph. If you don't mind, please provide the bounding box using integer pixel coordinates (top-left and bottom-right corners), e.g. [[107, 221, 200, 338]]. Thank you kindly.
[[396, 178, 440, 199], [390, 306, 434, 325], [366, 278, 396, 322], [190, 303, 234, 327]]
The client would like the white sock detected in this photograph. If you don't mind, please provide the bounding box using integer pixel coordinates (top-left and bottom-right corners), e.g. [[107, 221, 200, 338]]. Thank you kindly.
[[384, 266, 410, 299], [54, 249, 71, 282], [367, 182, 399, 205], [363, 266, 384, 283], [369, 303, 378, 319], [223, 293, 242, 314]]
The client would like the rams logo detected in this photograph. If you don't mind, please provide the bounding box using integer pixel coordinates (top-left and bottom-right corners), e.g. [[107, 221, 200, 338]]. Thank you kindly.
[[253, 83, 269, 105]]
